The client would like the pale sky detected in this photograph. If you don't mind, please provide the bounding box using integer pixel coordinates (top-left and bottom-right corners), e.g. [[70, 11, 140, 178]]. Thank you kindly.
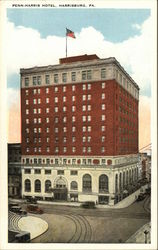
[[7, 8, 154, 149]]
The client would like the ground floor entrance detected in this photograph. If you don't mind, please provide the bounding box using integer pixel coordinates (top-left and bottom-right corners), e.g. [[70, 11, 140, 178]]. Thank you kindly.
[[52, 188, 68, 201]]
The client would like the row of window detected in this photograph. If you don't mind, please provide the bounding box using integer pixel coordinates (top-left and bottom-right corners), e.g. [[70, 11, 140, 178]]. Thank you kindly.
[[25, 146, 106, 153], [24, 173, 109, 193], [24, 69, 106, 87], [24, 169, 78, 175], [25, 104, 106, 114], [25, 136, 106, 144], [24, 157, 106, 165]]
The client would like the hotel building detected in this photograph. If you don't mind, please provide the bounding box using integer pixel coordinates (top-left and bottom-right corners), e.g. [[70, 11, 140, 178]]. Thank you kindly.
[[20, 54, 139, 205]]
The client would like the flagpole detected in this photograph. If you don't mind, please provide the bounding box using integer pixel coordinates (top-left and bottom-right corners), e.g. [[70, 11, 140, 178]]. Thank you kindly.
[[66, 31, 67, 57]]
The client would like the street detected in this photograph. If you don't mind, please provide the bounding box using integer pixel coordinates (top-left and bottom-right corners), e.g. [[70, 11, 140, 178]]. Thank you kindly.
[[24, 194, 151, 243]]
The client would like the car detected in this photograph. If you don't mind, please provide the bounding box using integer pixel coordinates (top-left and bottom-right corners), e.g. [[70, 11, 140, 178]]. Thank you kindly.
[[81, 201, 96, 209], [26, 197, 37, 204], [136, 193, 146, 201], [10, 206, 22, 213], [15, 232, 30, 243], [27, 205, 43, 214]]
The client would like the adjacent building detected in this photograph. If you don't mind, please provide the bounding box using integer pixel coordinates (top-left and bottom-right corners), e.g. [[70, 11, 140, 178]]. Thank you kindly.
[[20, 54, 139, 205], [8, 143, 21, 198]]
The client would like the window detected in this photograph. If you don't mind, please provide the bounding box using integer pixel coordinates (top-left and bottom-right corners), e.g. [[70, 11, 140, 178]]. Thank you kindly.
[[46, 137, 50, 143], [33, 76, 37, 86], [26, 147, 29, 152], [72, 116, 76, 122], [87, 105, 91, 111], [82, 84, 86, 90], [55, 87, 58, 93], [35, 179, 41, 192], [38, 147, 41, 152], [46, 87, 49, 94], [55, 127, 58, 133], [102, 136, 105, 142], [88, 147, 91, 153], [101, 68, 106, 79], [71, 170, 78, 175], [24, 169, 31, 174], [102, 93, 105, 99], [102, 104, 105, 110], [45, 170, 51, 175], [72, 147, 76, 153], [102, 82, 105, 89], [46, 108, 49, 113], [63, 147, 67, 152], [63, 117, 67, 123], [55, 117, 58, 123], [35, 169, 41, 174], [33, 99, 37, 105], [26, 119, 29, 124], [88, 83, 91, 89], [46, 117, 49, 123], [87, 136, 91, 142], [63, 127, 67, 132], [88, 115, 91, 122], [24, 179, 31, 192], [82, 71, 86, 80], [88, 94, 91, 100], [46, 127, 49, 133], [45, 75, 50, 85], [72, 106, 76, 112], [63, 86, 66, 92], [55, 107, 58, 112], [26, 99, 29, 105], [38, 128, 41, 133], [37, 76, 41, 85], [54, 74, 58, 83], [82, 105, 86, 111], [55, 97, 58, 103], [88, 126, 91, 132], [63, 137, 67, 143], [83, 174, 91, 191], [71, 72, 76, 81], [25, 90, 29, 95], [45, 180, 51, 192], [63, 96, 66, 102], [55, 147, 59, 153], [119, 74, 122, 84], [46, 98, 49, 104], [24, 78, 29, 87], [82, 116, 86, 122], [46, 147, 50, 152], [38, 118, 41, 123], [101, 147, 105, 152], [102, 126, 105, 132], [26, 138, 29, 143], [38, 138, 41, 143], [82, 95, 86, 101], [38, 89, 41, 94], [26, 109, 29, 115], [72, 126, 76, 132], [70, 181, 78, 190], [38, 108, 41, 114], [63, 106, 67, 112], [72, 85, 76, 91], [34, 128, 37, 133], [33, 89, 37, 95], [83, 147, 86, 153], [83, 136, 86, 142], [57, 170, 64, 175], [102, 115, 105, 121], [62, 73, 67, 82], [72, 137, 76, 142], [37, 98, 41, 104], [72, 96, 75, 101], [82, 126, 86, 132], [99, 174, 109, 192]]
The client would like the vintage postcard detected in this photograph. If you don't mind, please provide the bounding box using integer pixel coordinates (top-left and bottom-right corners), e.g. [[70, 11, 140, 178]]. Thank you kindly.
[[0, 0, 157, 249]]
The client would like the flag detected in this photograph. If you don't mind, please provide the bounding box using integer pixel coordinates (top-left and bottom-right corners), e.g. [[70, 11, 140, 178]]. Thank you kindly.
[[66, 28, 76, 39]]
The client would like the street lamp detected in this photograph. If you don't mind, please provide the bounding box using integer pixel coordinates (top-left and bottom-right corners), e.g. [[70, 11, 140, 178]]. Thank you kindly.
[[144, 230, 148, 243]]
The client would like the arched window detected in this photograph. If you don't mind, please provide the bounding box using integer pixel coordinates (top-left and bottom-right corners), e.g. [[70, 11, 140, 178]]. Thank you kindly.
[[115, 174, 118, 193], [83, 174, 92, 191], [99, 174, 109, 192], [45, 180, 51, 193], [119, 173, 122, 190], [35, 179, 41, 192], [70, 181, 78, 190], [123, 172, 125, 188], [25, 179, 31, 192]]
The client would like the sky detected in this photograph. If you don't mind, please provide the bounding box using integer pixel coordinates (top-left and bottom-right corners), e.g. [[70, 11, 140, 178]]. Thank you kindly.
[[7, 7, 153, 149]]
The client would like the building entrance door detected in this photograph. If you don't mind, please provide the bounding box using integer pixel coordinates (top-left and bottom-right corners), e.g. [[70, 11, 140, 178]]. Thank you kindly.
[[52, 178, 68, 201]]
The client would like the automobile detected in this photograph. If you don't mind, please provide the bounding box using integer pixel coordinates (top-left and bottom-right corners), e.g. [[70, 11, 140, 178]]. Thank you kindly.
[[145, 188, 151, 195], [136, 193, 146, 201], [10, 206, 22, 213], [15, 231, 30, 243], [81, 201, 96, 209], [26, 197, 37, 204], [27, 204, 43, 214]]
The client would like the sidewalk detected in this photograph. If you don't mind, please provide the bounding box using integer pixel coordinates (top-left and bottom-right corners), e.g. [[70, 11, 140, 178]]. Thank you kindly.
[[126, 222, 151, 243]]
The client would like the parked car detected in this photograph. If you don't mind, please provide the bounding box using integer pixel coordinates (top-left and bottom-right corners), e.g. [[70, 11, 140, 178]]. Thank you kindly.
[[15, 232, 30, 243], [27, 205, 43, 214], [10, 206, 22, 213], [26, 197, 37, 204], [81, 201, 96, 209], [136, 193, 146, 202]]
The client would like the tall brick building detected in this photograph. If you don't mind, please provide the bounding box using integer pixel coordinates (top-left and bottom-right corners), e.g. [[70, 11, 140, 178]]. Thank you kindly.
[[20, 54, 139, 205]]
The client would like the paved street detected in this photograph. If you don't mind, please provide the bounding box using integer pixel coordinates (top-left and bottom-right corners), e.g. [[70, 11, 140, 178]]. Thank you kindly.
[[26, 194, 150, 243]]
